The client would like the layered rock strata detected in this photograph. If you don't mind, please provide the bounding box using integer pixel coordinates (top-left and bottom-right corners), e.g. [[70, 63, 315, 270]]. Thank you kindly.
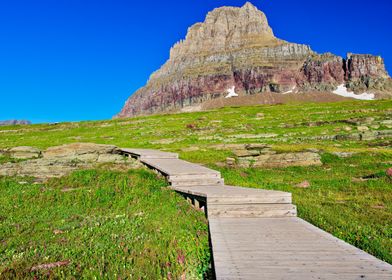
[[116, 2, 391, 118]]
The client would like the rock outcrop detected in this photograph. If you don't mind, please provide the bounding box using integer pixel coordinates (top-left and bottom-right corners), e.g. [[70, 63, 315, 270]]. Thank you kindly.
[[8, 146, 41, 159], [116, 2, 392, 118], [226, 144, 322, 168], [0, 143, 143, 181]]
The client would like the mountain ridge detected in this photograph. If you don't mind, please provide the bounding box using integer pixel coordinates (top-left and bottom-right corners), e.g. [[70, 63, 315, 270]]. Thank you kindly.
[[116, 2, 392, 118]]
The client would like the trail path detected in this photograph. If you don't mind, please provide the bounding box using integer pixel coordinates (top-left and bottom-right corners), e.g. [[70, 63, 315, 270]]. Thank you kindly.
[[120, 148, 392, 280]]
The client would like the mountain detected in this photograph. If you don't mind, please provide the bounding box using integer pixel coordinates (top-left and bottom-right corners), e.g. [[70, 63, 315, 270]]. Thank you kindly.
[[0, 120, 31, 126], [116, 2, 392, 118]]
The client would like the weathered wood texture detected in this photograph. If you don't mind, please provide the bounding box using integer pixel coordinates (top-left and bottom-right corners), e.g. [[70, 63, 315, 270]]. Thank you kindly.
[[119, 148, 392, 279]]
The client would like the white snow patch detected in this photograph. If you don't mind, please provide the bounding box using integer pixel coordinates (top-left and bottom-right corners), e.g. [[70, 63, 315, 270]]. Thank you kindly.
[[281, 86, 296, 95], [332, 84, 375, 100], [225, 86, 239, 98]]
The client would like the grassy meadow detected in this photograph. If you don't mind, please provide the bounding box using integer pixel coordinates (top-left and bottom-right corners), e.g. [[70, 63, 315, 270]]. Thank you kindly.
[[0, 99, 391, 277], [0, 169, 210, 279]]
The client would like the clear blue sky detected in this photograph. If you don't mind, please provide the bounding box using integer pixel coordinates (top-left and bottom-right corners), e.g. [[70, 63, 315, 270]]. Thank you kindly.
[[1, 0, 391, 123]]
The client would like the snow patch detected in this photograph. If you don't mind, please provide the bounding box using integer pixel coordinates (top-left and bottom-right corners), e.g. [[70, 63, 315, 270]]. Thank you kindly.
[[332, 84, 375, 100], [225, 86, 239, 98], [281, 86, 296, 95]]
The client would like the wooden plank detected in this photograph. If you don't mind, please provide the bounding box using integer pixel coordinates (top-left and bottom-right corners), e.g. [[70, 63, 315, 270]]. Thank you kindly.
[[209, 217, 392, 279], [141, 158, 220, 176]]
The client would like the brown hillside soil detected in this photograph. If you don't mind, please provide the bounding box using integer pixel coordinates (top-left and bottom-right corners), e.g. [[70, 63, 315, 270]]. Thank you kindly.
[[201, 92, 351, 110]]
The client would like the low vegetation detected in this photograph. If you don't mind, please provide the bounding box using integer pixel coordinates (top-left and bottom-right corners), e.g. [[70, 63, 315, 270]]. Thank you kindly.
[[0, 99, 391, 273], [0, 169, 210, 279]]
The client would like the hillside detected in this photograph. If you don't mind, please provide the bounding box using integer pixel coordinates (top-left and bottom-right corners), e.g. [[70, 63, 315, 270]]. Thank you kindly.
[[1, 100, 392, 267], [116, 2, 392, 118]]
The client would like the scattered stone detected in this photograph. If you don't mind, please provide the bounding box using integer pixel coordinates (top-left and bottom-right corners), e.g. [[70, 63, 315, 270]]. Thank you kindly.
[[8, 146, 41, 159], [53, 229, 65, 235], [371, 125, 380, 130], [380, 120, 392, 128], [357, 126, 369, 132], [69, 136, 82, 140], [305, 148, 322, 153], [332, 152, 355, 158], [360, 131, 377, 141], [352, 177, 366, 183], [256, 113, 265, 119], [226, 157, 236, 166], [334, 134, 361, 141], [233, 149, 261, 157], [343, 126, 352, 131], [245, 143, 271, 150], [182, 146, 200, 152], [295, 180, 311, 188], [377, 130, 392, 138], [229, 133, 278, 139]]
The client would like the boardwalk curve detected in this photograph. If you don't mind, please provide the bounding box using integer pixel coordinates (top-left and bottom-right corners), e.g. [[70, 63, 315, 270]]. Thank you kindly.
[[119, 148, 392, 279]]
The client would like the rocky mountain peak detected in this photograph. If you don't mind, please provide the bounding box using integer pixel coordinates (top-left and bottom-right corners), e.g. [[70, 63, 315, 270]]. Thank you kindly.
[[169, 1, 276, 59], [116, 2, 391, 118]]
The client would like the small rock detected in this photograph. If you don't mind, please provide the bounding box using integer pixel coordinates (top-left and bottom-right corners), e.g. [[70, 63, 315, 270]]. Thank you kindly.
[[332, 152, 355, 158], [305, 148, 321, 153], [226, 157, 236, 166], [256, 113, 265, 119], [182, 146, 200, 152], [380, 120, 392, 128], [53, 229, 64, 235], [9, 146, 41, 159], [343, 126, 352, 131], [296, 180, 311, 188], [360, 131, 377, 141], [352, 177, 366, 183], [233, 149, 261, 157], [244, 143, 271, 150], [357, 126, 369, 132]]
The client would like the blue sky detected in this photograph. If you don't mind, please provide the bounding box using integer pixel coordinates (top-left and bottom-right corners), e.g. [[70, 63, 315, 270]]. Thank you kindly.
[[1, 0, 391, 123]]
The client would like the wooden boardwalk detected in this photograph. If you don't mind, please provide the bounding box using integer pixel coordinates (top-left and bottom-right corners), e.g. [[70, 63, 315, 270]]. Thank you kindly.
[[119, 148, 392, 279]]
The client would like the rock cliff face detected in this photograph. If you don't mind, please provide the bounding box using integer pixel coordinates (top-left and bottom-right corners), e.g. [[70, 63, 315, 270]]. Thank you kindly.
[[116, 2, 391, 118]]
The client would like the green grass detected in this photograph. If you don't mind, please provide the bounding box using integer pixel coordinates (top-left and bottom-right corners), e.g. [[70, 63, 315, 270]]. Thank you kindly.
[[0, 99, 391, 268], [0, 169, 210, 279]]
